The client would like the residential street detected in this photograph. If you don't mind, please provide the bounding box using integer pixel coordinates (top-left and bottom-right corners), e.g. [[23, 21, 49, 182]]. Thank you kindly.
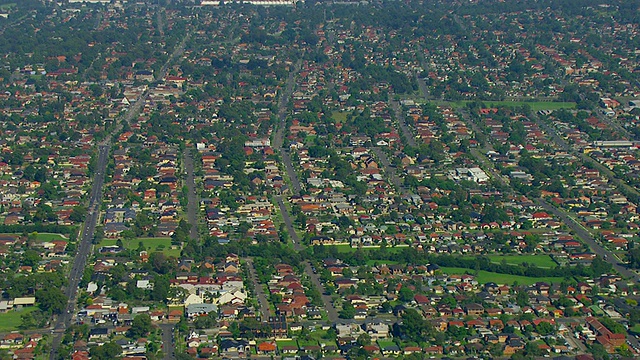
[[244, 257, 272, 321], [535, 198, 639, 282]]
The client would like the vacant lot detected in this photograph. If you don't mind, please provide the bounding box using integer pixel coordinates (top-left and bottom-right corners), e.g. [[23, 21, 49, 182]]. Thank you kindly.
[[486, 254, 557, 268], [0, 307, 36, 332], [447, 100, 577, 111], [35, 233, 69, 242], [441, 267, 562, 285]]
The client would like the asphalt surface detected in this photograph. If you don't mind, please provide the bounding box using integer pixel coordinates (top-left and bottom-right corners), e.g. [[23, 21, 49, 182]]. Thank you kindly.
[[49, 30, 192, 358], [304, 261, 339, 323], [49, 144, 110, 360], [371, 147, 409, 196], [160, 323, 175, 360], [535, 198, 639, 282], [389, 99, 417, 148], [269, 57, 340, 325], [244, 258, 272, 320]]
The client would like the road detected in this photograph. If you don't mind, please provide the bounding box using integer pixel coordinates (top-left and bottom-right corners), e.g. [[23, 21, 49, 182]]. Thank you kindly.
[[50, 29, 193, 359], [535, 198, 639, 282], [389, 98, 417, 148], [244, 258, 272, 321], [304, 262, 339, 323], [371, 147, 409, 196], [49, 143, 110, 359], [275, 196, 339, 323], [532, 113, 640, 202], [269, 58, 340, 323], [183, 148, 199, 240], [159, 323, 175, 360]]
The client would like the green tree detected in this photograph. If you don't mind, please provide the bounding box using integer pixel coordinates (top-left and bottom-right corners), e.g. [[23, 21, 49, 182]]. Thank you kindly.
[[400, 308, 433, 343], [69, 205, 88, 223], [339, 302, 355, 319], [90, 342, 122, 360], [36, 287, 67, 314], [128, 314, 152, 338]]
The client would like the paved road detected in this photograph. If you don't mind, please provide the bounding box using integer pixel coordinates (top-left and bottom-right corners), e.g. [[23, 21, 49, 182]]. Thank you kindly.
[[532, 113, 640, 201], [50, 144, 110, 359], [371, 147, 409, 196], [272, 60, 303, 195], [535, 198, 639, 282], [50, 29, 193, 359], [274, 196, 340, 323], [304, 262, 339, 323], [389, 99, 417, 148], [183, 148, 198, 240], [160, 323, 175, 360], [270, 58, 340, 323], [244, 258, 272, 320]]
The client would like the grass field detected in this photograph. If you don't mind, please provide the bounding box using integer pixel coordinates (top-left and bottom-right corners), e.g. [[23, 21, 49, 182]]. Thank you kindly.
[[631, 324, 640, 335], [446, 100, 576, 111], [297, 338, 319, 347], [441, 267, 562, 285], [100, 237, 181, 257], [486, 254, 557, 268], [331, 111, 349, 123], [276, 339, 298, 349], [377, 339, 396, 348], [35, 233, 69, 241], [366, 260, 399, 266], [0, 307, 36, 332], [325, 244, 410, 254]]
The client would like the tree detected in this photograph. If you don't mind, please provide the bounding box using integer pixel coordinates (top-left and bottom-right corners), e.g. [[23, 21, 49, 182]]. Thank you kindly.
[[21, 249, 41, 267], [398, 286, 414, 303], [36, 287, 67, 314], [89, 342, 122, 360], [399, 308, 433, 343], [339, 302, 355, 319], [356, 332, 371, 346], [129, 314, 152, 338], [69, 205, 88, 223]]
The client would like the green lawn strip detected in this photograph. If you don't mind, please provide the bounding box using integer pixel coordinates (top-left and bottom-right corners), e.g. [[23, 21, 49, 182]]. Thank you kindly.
[[630, 324, 640, 335], [0, 307, 37, 332], [366, 260, 399, 266], [297, 338, 319, 347], [276, 339, 298, 350], [485, 254, 557, 268], [376, 339, 396, 348], [100, 237, 181, 257], [331, 111, 348, 123], [33, 233, 68, 241], [327, 244, 410, 254], [440, 267, 562, 285], [442, 100, 577, 111]]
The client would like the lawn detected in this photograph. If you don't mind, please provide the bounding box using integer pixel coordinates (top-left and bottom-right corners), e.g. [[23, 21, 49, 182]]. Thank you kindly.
[[366, 260, 399, 266], [377, 339, 396, 348], [276, 339, 298, 350], [35, 233, 69, 241], [297, 338, 319, 347], [0, 307, 36, 332], [331, 111, 349, 123], [630, 324, 640, 335], [325, 244, 410, 254], [100, 237, 181, 257], [486, 254, 557, 269], [441, 267, 562, 285], [446, 100, 576, 111]]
